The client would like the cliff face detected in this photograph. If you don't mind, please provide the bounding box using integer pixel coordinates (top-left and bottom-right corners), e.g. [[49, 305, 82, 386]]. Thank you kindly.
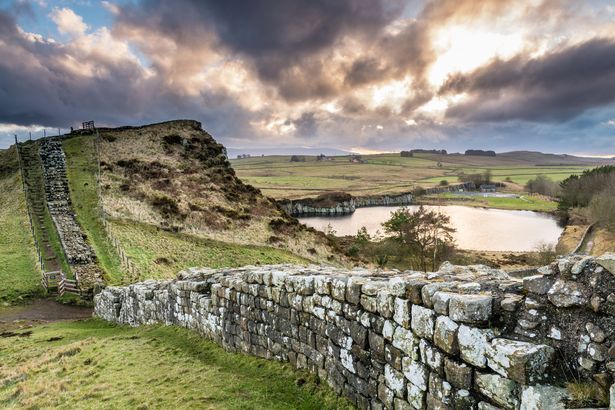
[[95, 253, 615, 409], [95, 120, 339, 264], [279, 192, 413, 217]]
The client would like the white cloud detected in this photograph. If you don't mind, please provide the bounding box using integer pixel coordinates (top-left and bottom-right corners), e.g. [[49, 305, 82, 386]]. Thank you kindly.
[[50, 7, 89, 37]]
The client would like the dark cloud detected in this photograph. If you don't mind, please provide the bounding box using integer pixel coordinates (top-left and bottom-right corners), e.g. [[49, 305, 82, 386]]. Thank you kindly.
[[441, 38, 615, 122]]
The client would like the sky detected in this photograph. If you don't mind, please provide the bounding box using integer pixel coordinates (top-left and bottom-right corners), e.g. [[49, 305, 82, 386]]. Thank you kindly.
[[0, 0, 614, 155]]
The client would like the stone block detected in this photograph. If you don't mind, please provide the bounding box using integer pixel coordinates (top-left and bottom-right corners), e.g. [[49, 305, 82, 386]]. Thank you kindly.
[[393, 298, 411, 328], [596, 253, 615, 275], [383, 319, 397, 341], [458, 325, 494, 368], [419, 339, 444, 374], [433, 291, 455, 315], [369, 331, 385, 360], [377, 291, 395, 319], [392, 326, 418, 357], [401, 357, 429, 391], [347, 277, 368, 305], [444, 357, 473, 389], [547, 280, 590, 307], [411, 305, 436, 340], [361, 295, 379, 313], [421, 283, 455, 308], [520, 385, 568, 410], [523, 275, 554, 295], [449, 294, 493, 323], [451, 389, 476, 410], [384, 364, 406, 397], [378, 381, 394, 409], [406, 382, 425, 409], [475, 372, 519, 410], [434, 316, 459, 355], [486, 338, 554, 384], [393, 397, 413, 410], [385, 344, 403, 370], [429, 372, 453, 405]]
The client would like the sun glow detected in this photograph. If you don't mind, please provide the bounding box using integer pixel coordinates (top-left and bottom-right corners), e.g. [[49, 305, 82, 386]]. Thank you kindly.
[[428, 25, 524, 86]]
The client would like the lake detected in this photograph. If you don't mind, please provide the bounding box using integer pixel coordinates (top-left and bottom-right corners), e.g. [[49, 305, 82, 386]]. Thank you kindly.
[[298, 205, 563, 252]]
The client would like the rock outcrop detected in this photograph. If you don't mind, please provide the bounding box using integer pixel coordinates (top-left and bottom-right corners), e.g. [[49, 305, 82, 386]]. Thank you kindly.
[[95, 254, 615, 409], [278, 183, 476, 217]]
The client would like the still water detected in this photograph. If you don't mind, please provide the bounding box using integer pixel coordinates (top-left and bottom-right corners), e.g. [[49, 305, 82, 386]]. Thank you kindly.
[[299, 205, 563, 252]]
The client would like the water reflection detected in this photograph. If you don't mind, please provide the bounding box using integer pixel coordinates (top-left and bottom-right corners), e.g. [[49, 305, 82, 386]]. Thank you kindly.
[[299, 205, 563, 252]]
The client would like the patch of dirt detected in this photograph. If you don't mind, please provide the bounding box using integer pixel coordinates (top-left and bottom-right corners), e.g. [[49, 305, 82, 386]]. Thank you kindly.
[[0, 299, 92, 332]]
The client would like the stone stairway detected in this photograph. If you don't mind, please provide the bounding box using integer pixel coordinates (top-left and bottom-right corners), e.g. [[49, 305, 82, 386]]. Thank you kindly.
[[18, 142, 62, 273], [39, 138, 103, 288]]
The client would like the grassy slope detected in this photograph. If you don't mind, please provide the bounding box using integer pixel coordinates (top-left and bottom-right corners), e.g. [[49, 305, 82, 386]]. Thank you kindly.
[[0, 319, 350, 409], [109, 219, 308, 280], [62, 136, 124, 282], [421, 193, 558, 212], [0, 147, 43, 303], [232, 152, 604, 200], [0, 169, 42, 303]]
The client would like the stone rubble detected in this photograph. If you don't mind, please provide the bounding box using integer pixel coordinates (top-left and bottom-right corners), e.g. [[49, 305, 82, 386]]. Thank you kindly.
[[95, 254, 615, 409]]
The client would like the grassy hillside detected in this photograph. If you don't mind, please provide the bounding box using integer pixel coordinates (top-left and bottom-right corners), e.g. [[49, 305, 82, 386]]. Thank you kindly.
[[57, 121, 341, 285], [232, 152, 610, 200], [0, 319, 350, 409], [0, 147, 42, 304], [108, 219, 308, 280]]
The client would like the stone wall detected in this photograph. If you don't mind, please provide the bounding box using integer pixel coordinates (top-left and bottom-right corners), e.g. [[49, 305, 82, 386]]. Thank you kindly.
[[40, 138, 103, 287], [95, 253, 615, 409]]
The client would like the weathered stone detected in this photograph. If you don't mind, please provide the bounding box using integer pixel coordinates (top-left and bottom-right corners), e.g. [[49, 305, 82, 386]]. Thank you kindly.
[[401, 358, 429, 391], [451, 389, 475, 410], [411, 305, 436, 340], [520, 385, 568, 410], [406, 382, 425, 409], [444, 358, 473, 389], [378, 381, 394, 409], [547, 280, 590, 307], [421, 283, 455, 308], [586, 322, 606, 343], [486, 339, 554, 384], [596, 253, 615, 275], [477, 402, 500, 410], [347, 277, 367, 305], [588, 342, 608, 361], [385, 344, 403, 371], [384, 364, 406, 397], [392, 326, 417, 357], [383, 319, 397, 341], [393, 297, 412, 328], [429, 372, 453, 405], [433, 291, 455, 315], [377, 291, 395, 319], [475, 372, 519, 409], [571, 256, 592, 275], [419, 339, 444, 374], [393, 397, 413, 410], [449, 294, 493, 323], [361, 295, 378, 313], [500, 294, 523, 312], [458, 325, 494, 368], [523, 275, 554, 295], [369, 331, 385, 360], [434, 316, 459, 355]]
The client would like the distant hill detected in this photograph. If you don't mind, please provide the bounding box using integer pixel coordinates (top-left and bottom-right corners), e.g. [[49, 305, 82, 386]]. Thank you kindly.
[[227, 146, 352, 158]]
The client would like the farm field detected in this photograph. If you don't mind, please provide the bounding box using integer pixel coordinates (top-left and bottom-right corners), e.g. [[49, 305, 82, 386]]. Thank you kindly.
[[420, 193, 558, 212], [231, 152, 609, 200], [0, 319, 350, 409]]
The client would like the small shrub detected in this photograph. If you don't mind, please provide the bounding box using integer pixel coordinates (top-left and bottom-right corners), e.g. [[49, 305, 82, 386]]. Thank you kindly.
[[163, 134, 183, 145], [102, 134, 117, 142], [151, 194, 182, 218], [439, 180, 449, 186], [375, 254, 388, 268], [346, 245, 360, 257]]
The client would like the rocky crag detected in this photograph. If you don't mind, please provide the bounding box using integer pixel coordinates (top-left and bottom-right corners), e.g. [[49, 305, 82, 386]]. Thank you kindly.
[[40, 138, 103, 288], [278, 183, 475, 217], [279, 192, 413, 217], [96, 253, 615, 409]]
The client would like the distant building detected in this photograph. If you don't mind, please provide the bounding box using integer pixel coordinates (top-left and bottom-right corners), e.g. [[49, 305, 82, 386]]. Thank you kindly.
[[480, 184, 497, 192]]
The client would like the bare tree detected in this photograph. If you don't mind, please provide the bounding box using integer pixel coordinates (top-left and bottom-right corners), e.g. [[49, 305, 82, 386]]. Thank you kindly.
[[383, 206, 456, 272]]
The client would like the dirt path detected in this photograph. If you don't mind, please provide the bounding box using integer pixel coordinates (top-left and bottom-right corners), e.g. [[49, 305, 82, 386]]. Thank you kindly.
[[0, 299, 92, 332]]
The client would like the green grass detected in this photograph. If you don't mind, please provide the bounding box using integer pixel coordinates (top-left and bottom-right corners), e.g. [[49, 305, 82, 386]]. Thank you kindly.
[[0, 172, 42, 303], [232, 153, 597, 200], [422, 193, 558, 212], [62, 136, 124, 282], [109, 219, 308, 281], [0, 319, 351, 409]]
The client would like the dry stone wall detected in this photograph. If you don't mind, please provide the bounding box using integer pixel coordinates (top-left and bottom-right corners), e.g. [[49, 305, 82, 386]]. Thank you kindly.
[[95, 253, 615, 409], [40, 138, 103, 287]]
